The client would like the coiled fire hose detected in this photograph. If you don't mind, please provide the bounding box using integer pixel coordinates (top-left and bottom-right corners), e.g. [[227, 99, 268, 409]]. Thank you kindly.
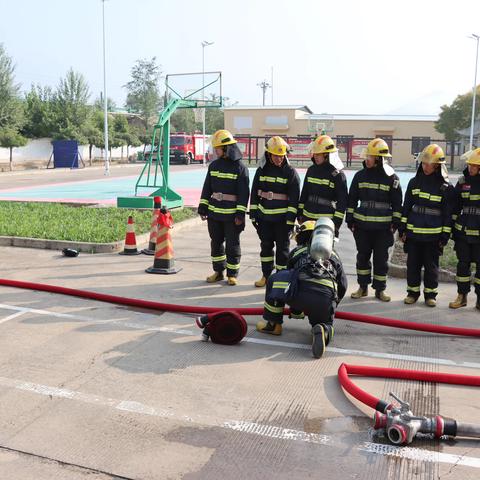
[[0, 278, 480, 337], [338, 363, 480, 445]]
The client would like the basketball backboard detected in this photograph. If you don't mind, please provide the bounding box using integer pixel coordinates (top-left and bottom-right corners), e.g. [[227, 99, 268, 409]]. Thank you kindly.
[[165, 71, 222, 108]]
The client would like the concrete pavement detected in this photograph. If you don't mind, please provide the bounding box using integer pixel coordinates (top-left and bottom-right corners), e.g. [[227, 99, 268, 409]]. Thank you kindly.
[[0, 219, 479, 479]]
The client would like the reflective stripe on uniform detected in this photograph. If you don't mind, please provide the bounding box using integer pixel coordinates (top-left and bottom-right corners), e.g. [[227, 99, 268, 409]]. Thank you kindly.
[[443, 226, 452, 233], [212, 255, 226, 262], [199, 199, 209, 206], [412, 189, 442, 202], [261, 256, 274, 262], [456, 276, 471, 283], [359, 182, 391, 192], [347, 207, 354, 213], [303, 209, 333, 219], [250, 204, 258, 210], [373, 274, 387, 281], [408, 285, 421, 292], [236, 205, 247, 212], [353, 212, 392, 222], [226, 263, 240, 270], [287, 206, 297, 214], [276, 265, 287, 270], [208, 205, 237, 214], [272, 281, 289, 289], [334, 211, 345, 219], [475, 277, 480, 285], [264, 302, 283, 313], [258, 205, 288, 215], [392, 211, 402, 219], [424, 287, 438, 294], [298, 203, 305, 209], [259, 175, 288, 184], [292, 246, 308, 258], [305, 278, 336, 289], [406, 224, 442, 234], [455, 223, 480, 236], [357, 268, 371, 275], [401, 216, 407, 223], [210, 171, 238, 180], [307, 177, 334, 188]]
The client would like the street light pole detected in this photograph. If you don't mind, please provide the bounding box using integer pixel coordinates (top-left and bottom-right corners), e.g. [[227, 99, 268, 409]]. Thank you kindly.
[[201, 40, 214, 166], [102, 0, 109, 175], [469, 34, 480, 150]]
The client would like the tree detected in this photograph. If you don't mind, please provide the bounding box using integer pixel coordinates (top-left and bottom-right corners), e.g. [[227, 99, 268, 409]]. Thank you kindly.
[[52, 69, 92, 143], [0, 127, 27, 170], [171, 108, 197, 133], [124, 58, 162, 132], [0, 44, 23, 130], [205, 93, 227, 134], [22, 85, 55, 138], [435, 86, 480, 141]]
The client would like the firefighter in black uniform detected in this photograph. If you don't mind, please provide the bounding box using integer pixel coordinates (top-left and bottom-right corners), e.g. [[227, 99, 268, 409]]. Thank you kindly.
[[257, 218, 347, 358], [347, 138, 402, 302], [399, 144, 454, 307], [298, 135, 348, 237], [198, 130, 250, 286], [250, 136, 301, 287], [449, 147, 480, 310]]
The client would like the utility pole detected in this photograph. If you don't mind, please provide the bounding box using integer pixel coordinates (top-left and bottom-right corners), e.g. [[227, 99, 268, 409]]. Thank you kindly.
[[257, 80, 271, 106], [468, 33, 480, 150], [201, 40, 214, 165], [102, 0, 109, 175]]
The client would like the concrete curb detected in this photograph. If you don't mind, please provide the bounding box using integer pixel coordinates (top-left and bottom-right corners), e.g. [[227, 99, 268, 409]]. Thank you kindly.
[[388, 239, 456, 283], [0, 215, 202, 254]]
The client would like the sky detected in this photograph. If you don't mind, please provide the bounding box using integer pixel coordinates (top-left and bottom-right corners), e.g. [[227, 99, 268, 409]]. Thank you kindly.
[[1, 0, 479, 116]]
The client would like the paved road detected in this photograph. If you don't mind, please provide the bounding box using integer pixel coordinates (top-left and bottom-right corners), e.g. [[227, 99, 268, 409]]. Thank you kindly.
[[0, 219, 478, 479]]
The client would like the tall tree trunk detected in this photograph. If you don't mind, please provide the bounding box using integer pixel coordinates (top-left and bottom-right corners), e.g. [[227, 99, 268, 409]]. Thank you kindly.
[[127, 144, 130, 161], [9, 147, 13, 171], [89, 144, 93, 167], [121, 146, 124, 160]]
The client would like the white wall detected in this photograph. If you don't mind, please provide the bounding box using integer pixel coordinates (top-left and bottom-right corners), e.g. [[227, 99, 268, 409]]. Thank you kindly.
[[0, 138, 145, 163]]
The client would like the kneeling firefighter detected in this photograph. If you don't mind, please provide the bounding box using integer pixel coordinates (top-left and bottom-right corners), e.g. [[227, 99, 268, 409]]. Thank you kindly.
[[298, 135, 348, 237], [449, 148, 480, 310], [198, 130, 250, 286], [257, 218, 347, 359], [347, 138, 403, 302], [250, 136, 301, 287], [399, 144, 454, 307]]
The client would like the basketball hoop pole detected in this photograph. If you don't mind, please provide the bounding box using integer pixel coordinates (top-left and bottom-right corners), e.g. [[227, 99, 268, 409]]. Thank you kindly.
[[201, 41, 214, 166]]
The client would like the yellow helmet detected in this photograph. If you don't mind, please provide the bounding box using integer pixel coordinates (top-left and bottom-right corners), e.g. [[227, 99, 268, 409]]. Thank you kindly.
[[294, 220, 316, 243], [266, 136, 289, 156], [311, 135, 338, 155], [464, 148, 480, 166], [211, 129, 237, 148], [419, 144, 445, 164], [363, 138, 392, 158]]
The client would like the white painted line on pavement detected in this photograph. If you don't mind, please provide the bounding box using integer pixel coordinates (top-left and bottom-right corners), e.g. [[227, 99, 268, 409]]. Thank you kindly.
[[1, 302, 479, 370], [0, 311, 26, 325], [1, 375, 479, 469]]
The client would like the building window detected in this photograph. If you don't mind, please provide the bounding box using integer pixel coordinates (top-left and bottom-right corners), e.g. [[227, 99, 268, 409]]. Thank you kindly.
[[265, 115, 288, 126], [411, 136, 431, 155], [234, 116, 253, 129]]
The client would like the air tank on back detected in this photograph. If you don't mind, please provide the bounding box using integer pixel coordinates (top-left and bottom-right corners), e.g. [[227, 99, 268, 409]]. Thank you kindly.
[[310, 218, 335, 261]]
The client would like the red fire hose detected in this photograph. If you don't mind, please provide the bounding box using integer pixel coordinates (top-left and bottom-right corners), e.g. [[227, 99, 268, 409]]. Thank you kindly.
[[338, 363, 480, 444], [338, 363, 480, 413], [0, 278, 480, 337]]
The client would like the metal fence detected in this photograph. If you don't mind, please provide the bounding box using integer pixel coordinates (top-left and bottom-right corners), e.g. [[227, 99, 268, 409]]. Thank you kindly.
[[235, 135, 463, 170]]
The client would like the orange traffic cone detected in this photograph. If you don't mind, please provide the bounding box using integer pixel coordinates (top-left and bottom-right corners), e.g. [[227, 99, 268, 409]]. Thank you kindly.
[[119, 216, 141, 255], [142, 196, 162, 255], [146, 210, 181, 274]]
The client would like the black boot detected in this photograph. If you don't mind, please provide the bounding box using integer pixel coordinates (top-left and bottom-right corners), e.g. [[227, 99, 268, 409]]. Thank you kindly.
[[312, 324, 326, 359]]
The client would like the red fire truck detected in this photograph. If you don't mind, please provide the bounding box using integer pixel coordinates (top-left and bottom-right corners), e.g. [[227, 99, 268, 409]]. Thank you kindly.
[[143, 133, 209, 165], [169, 133, 209, 164]]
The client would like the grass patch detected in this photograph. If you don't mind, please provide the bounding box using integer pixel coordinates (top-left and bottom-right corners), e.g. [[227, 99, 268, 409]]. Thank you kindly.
[[0, 202, 196, 243], [391, 239, 457, 273]]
